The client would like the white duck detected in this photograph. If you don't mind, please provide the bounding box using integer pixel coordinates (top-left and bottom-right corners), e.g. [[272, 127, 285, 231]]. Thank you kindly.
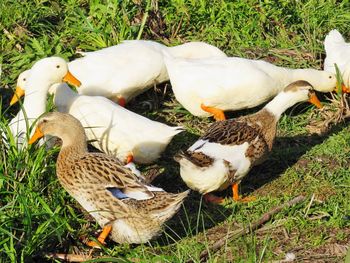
[[7, 57, 81, 147], [175, 81, 322, 203], [14, 71, 183, 164], [324, 29, 350, 91], [68, 40, 227, 106], [163, 53, 336, 120]]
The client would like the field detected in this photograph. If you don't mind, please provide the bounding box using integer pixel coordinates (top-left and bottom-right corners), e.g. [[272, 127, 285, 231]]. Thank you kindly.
[[1, 0, 350, 262]]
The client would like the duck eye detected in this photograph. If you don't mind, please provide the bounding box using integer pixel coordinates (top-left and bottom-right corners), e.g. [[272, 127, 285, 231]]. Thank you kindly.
[[23, 78, 26, 81], [56, 65, 60, 69], [42, 119, 48, 123], [329, 76, 332, 79]]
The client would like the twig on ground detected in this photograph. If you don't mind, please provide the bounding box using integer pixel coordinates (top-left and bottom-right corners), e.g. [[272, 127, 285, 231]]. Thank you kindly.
[[136, 0, 151, 40], [196, 195, 306, 263], [45, 253, 93, 262], [171, 15, 183, 40], [300, 254, 340, 261], [303, 193, 315, 217], [255, 220, 286, 233], [0, 23, 23, 52]]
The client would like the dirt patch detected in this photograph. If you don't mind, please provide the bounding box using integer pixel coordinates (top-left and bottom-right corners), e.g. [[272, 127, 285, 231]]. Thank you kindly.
[[199, 223, 350, 262], [257, 226, 350, 262]]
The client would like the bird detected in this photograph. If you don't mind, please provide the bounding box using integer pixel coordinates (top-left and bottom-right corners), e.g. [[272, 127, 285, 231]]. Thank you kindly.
[[324, 29, 350, 91], [28, 112, 189, 245], [174, 81, 322, 203], [68, 40, 227, 106], [9, 70, 26, 106], [13, 70, 183, 164], [163, 52, 336, 120], [7, 57, 81, 148]]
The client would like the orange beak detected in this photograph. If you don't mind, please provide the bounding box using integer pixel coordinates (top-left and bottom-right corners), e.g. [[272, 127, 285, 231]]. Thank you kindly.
[[63, 71, 81, 87], [341, 83, 350, 93], [28, 126, 44, 144], [10, 86, 25, 106], [308, 93, 323, 109]]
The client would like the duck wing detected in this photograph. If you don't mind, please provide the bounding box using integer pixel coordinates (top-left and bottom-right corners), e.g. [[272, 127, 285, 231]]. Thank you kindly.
[[201, 119, 261, 146], [185, 118, 269, 167], [72, 153, 156, 200]]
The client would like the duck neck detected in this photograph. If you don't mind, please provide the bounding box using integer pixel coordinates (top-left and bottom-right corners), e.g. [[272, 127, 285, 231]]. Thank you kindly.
[[52, 83, 79, 113], [264, 92, 300, 120], [241, 109, 277, 151], [21, 89, 48, 120], [58, 131, 88, 161], [258, 63, 318, 88], [281, 68, 324, 88]]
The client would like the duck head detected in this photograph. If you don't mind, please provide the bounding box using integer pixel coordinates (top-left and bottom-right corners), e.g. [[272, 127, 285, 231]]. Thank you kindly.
[[301, 70, 336, 93], [284, 80, 323, 108], [10, 57, 81, 105], [265, 80, 322, 119], [28, 112, 85, 148]]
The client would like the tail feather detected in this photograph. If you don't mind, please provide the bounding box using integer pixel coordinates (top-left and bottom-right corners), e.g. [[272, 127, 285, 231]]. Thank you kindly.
[[151, 190, 190, 223], [173, 126, 184, 135], [174, 150, 213, 168], [160, 125, 183, 140]]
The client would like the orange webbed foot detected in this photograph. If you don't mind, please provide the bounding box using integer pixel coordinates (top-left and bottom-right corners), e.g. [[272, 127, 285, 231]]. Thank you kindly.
[[200, 103, 226, 121], [86, 240, 105, 249], [86, 225, 112, 249], [232, 183, 256, 203]]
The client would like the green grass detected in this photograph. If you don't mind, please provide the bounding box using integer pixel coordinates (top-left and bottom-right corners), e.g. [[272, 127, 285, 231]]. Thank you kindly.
[[1, 0, 350, 262]]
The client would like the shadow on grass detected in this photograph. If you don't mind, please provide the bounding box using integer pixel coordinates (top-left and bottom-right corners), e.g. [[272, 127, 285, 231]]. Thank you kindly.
[[242, 119, 349, 195], [139, 130, 234, 246], [21, 86, 348, 252], [144, 111, 350, 245]]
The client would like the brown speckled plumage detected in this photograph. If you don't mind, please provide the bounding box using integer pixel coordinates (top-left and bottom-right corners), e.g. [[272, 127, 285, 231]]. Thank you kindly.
[[175, 81, 318, 196], [180, 108, 275, 170], [34, 112, 189, 244], [175, 151, 214, 168]]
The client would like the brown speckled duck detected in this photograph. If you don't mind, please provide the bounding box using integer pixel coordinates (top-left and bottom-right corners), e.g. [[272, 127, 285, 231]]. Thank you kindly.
[[29, 112, 189, 246], [175, 81, 322, 203]]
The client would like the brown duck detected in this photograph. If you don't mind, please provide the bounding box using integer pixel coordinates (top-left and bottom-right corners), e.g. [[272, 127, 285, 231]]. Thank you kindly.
[[29, 112, 189, 246], [175, 81, 322, 203]]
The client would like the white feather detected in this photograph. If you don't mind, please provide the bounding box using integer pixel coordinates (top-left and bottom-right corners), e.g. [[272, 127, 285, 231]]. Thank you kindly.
[[69, 40, 226, 102], [179, 158, 229, 194], [179, 140, 252, 193], [164, 55, 336, 117], [324, 29, 350, 87], [190, 139, 251, 175]]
